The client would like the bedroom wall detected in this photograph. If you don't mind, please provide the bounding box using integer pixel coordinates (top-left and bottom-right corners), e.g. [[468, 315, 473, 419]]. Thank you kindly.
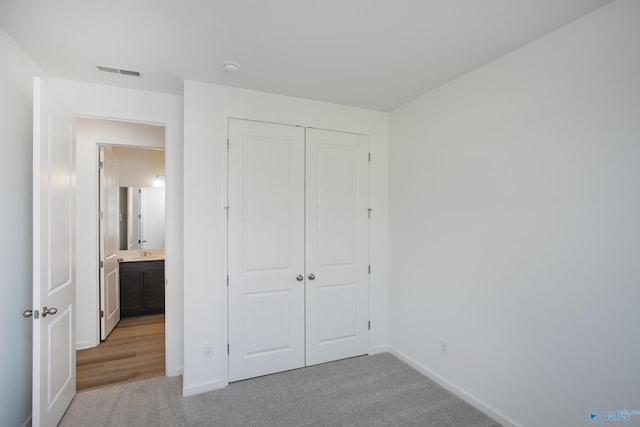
[[388, 1, 640, 426], [0, 26, 45, 427]]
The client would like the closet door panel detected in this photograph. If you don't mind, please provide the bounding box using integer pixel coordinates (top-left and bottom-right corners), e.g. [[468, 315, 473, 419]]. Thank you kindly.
[[305, 129, 370, 366], [228, 119, 305, 382]]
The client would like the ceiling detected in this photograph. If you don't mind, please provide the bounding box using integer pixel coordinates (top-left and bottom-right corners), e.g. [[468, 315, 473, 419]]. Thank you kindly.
[[0, 0, 613, 111]]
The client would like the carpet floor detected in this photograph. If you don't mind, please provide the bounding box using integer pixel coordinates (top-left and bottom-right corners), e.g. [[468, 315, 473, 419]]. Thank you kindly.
[[60, 353, 502, 427]]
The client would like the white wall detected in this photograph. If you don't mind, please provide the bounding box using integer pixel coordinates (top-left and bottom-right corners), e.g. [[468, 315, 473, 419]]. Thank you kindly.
[[388, 1, 640, 426], [183, 81, 389, 396], [51, 80, 184, 375], [0, 26, 45, 427]]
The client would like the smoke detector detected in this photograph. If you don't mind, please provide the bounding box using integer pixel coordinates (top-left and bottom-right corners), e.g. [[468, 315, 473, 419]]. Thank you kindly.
[[223, 61, 240, 73]]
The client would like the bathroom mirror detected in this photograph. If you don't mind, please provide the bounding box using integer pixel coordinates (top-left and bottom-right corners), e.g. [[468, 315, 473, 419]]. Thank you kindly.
[[118, 186, 165, 250]]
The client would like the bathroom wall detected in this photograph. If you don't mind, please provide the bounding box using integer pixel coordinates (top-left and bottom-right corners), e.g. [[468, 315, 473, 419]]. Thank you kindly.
[[112, 144, 165, 189]]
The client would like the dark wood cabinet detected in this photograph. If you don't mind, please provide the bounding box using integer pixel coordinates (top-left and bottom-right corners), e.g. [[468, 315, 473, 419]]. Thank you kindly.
[[119, 260, 165, 317]]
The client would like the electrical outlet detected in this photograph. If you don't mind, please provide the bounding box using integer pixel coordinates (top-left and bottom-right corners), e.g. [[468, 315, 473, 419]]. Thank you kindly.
[[203, 343, 214, 358], [440, 339, 448, 357]]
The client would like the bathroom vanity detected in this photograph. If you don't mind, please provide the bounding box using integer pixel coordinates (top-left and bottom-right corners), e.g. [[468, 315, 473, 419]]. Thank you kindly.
[[118, 250, 165, 317]]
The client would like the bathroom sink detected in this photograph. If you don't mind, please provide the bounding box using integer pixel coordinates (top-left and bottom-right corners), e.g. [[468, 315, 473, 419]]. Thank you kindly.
[[121, 255, 163, 262], [132, 255, 161, 260], [117, 249, 165, 262]]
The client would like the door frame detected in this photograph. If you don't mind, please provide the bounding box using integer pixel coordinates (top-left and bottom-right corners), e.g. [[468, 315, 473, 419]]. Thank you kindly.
[[77, 115, 179, 377], [222, 114, 375, 382]]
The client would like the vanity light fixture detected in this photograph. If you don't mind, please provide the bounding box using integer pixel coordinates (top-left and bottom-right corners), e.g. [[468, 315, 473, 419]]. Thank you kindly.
[[153, 174, 165, 188]]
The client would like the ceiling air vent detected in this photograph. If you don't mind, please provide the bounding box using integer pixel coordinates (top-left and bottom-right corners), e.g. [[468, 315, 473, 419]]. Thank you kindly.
[[96, 65, 142, 77]]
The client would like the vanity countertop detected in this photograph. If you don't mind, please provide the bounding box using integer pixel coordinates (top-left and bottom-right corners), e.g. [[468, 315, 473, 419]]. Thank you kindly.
[[117, 249, 165, 263]]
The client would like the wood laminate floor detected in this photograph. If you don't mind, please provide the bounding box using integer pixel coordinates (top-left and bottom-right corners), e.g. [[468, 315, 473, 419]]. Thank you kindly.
[[76, 314, 165, 392]]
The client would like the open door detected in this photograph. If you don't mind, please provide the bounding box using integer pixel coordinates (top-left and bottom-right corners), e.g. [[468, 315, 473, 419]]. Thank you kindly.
[[99, 147, 121, 340], [30, 77, 76, 427]]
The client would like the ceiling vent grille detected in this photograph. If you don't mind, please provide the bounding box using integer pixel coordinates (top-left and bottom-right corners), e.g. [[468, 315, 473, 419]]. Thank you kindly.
[[96, 65, 142, 77]]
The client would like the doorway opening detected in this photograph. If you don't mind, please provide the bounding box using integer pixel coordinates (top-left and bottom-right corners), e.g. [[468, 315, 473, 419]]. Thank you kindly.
[[75, 118, 167, 391]]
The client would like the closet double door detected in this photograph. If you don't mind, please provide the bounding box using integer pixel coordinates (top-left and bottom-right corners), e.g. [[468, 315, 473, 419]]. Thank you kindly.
[[228, 119, 370, 382]]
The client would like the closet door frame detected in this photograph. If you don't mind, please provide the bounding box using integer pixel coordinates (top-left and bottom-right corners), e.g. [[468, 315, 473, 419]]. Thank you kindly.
[[222, 115, 374, 383]]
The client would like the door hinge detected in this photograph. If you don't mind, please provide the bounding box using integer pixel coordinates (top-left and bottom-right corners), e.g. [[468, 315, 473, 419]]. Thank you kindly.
[[368, 208, 372, 218], [226, 275, 229, 287], [227, 138, 230, 150], [227, 344, 230, 354], [99, 260, 104, 268], [225, 206, 230, 218], [100, 310, 104, 318], [99, 211, 104, 219], [368, 152, 371, 162], [99, 161, 104, 170], [368, 265, 371, 274], [368, 321, 371, 330]]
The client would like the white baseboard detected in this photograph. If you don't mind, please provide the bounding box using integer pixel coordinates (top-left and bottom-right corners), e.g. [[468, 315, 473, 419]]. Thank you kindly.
[[166, 365, 184, 377], [371, 345, 389, 355], [182, 378, 227, 397], [388, 347, 522, 427], [75, 339, 94, 350], [21, 414, 32, 427]]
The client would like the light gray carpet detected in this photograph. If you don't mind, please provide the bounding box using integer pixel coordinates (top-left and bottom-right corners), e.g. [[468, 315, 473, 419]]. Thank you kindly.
[[60, 353, 501, 427]]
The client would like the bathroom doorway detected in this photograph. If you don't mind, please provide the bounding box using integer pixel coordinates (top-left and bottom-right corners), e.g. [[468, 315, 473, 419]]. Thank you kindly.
[[75, 118, 168, 391]]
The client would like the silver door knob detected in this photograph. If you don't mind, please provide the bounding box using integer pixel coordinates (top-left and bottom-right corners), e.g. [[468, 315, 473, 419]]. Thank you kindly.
[[42, 306, 58, 317], [296, 275, 304, 281], [23, 310, 33, 318], [308, 273, 315, 280]]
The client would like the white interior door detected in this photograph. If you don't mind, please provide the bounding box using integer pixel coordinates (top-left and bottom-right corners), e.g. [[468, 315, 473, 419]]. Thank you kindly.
[[305, 128, 370, 366], [32, 76, 76, 427], [99, 147, 120, 340], [228, 119, 305, 382]]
